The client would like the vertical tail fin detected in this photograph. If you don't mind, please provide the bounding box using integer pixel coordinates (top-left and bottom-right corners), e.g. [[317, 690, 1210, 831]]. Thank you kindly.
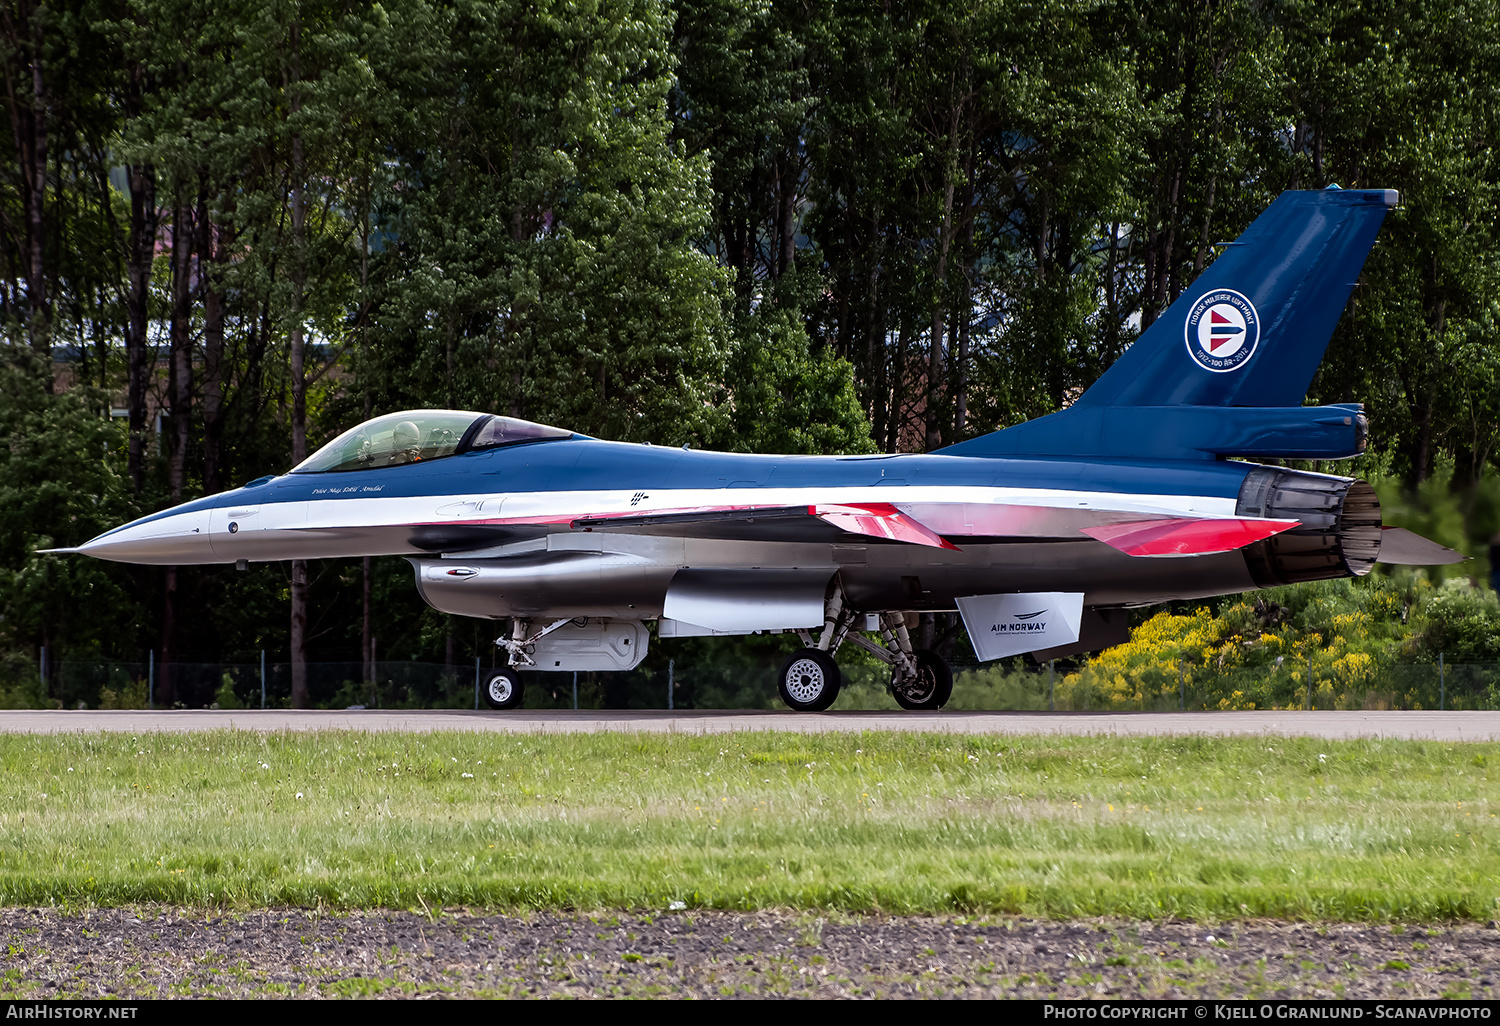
[[1079, 187, 1396, 409], [938, 188, 1395, 459]]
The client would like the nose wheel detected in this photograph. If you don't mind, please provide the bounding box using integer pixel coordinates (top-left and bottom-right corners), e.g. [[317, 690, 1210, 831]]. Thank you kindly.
[[483, 666, 525, 710]]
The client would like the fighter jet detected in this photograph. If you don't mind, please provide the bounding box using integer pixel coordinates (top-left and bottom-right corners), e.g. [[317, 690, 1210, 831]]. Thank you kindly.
[[58, 187, 1461, 711]]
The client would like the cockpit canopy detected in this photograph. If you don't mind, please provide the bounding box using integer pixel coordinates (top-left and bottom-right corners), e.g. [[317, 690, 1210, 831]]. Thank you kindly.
[[291, 410, 573, 474]]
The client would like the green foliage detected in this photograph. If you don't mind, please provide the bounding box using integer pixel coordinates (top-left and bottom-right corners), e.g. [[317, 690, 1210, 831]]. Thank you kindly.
[[362, 0, 731, 446], [0, 653, 45, 710], [2, 0, 1500, 693], [211, 673, 243, 710], [1415, 583, 1500, 664], [642, 636, 784, 711], [1044, 574, 1500, 713], [1288, 0, 1500, 487], [97, 678, 149, 711], [0, 353, 139, 660], [718, 307, 874, 455], [1472, 473, 1500, 547]]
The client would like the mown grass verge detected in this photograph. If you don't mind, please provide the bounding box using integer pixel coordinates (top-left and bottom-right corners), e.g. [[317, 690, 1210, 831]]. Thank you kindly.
[[0, 730, 1496, 920]]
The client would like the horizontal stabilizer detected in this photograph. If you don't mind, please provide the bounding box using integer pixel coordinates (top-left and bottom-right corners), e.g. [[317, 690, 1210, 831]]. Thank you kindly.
[[1377, 527, 1466, 565], [1081, 517, 1298, 557]]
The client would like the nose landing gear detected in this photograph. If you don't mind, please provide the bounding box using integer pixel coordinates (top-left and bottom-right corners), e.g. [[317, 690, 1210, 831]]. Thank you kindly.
[[483, 617, 563, 711]]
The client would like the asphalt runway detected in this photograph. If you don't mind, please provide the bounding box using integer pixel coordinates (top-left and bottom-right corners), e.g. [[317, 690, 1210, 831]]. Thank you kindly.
[[0, 708, 1498, 740]]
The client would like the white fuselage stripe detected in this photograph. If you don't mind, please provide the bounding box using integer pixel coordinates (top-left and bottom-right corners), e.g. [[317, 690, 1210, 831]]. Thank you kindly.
[[300, 485, 1239, 531], [81, 483, 1243, 564]]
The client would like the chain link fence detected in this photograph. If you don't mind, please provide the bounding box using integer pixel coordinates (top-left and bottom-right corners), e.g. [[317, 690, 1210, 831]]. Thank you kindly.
[[2, 656, 1496, 712], [16, 660, 489, 711]]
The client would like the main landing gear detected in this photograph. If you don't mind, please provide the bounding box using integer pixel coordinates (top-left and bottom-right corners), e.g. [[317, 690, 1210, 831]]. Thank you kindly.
[[774, 585, 952, 713], [891, 649, 953, 711], [777, 649, 840, 711]]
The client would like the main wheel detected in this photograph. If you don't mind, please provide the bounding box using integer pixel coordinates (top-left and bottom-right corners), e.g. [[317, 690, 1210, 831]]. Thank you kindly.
[[892, 649, 952, 710], [483, 667, 525, 710], [777, 648, 842, 712]]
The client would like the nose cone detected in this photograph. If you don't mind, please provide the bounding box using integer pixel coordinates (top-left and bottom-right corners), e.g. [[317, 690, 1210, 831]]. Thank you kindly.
[[78, 503, 216, 565]]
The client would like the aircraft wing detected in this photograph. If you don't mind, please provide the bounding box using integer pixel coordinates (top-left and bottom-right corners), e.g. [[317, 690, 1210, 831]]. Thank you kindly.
[[571, 503, 957, 548], [563, 502, 1298, 555], [1080, 517, 1300, 557]]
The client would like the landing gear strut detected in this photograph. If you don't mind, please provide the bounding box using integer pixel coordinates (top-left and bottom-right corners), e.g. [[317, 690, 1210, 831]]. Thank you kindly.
[[483, 618, 565, 711], [775, 584, 952, 712], [892, 649, 953, 711]]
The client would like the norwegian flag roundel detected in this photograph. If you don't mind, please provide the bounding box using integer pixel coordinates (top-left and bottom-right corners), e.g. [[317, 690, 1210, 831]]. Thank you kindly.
[[1184, 289, 1260, 372]]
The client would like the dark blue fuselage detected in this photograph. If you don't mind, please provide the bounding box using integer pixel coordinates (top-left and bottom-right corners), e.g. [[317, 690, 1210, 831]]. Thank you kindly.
[[110, 437, 1258, 540]]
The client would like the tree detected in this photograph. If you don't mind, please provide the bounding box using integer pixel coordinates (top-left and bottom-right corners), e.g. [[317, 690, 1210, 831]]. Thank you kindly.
[[1284, 0, 1500, 488], [669, 0, 871, 456], [359, 0, 729, 448], [0, 350, 140, 680]]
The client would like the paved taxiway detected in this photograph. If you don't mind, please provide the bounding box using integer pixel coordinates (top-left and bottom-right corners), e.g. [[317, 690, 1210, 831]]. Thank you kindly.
[[0, 709, 1497, 740]]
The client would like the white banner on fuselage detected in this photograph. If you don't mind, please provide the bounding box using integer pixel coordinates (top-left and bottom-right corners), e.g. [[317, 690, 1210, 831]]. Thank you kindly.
[[956, 592, 1086, 662]]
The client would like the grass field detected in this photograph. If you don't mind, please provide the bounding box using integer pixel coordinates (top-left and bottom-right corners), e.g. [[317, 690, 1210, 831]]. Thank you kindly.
[[0, 730, 1496, 921]]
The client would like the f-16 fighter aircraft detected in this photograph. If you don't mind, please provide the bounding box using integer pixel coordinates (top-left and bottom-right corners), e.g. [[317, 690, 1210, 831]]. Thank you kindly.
[[60, 187, 1462, 712]]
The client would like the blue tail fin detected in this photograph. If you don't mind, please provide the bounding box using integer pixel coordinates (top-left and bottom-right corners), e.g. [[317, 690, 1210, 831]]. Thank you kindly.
[[939, 188, 1396, 460]]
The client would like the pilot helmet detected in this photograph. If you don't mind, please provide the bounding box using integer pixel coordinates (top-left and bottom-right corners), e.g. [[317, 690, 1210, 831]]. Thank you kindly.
[[392, 421, 421, 449]]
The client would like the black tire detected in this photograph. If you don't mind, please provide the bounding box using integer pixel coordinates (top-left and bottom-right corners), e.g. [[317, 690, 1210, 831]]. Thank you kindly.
[[892, 649, 952, 710], [483, 667, 524, 710], [777, 648, 842, 712]]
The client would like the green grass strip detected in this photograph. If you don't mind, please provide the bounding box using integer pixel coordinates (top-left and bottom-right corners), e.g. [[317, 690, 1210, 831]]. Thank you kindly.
[[0, 730, 1496, 921]]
